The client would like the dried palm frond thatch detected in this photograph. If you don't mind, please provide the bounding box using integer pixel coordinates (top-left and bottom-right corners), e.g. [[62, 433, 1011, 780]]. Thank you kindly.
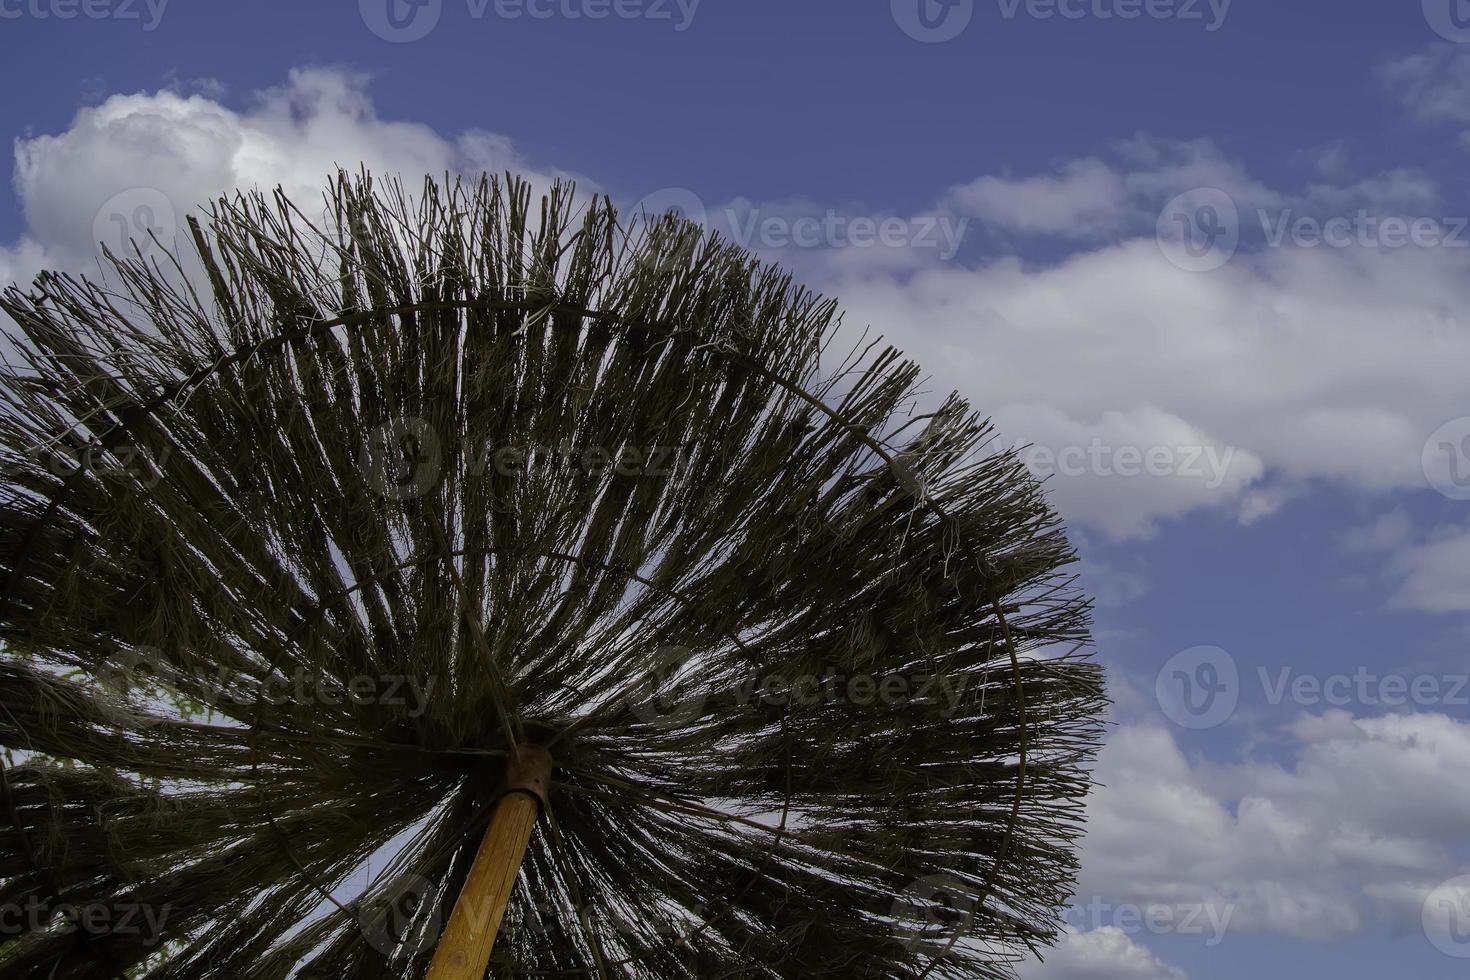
[[0, 172, 1106, 978]]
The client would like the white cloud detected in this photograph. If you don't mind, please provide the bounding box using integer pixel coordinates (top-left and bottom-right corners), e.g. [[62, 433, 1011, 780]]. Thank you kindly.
[[945, 136, 1277, 242], [1021, 927, 1187, 980], [5, 68, 570, 284], [5, 73, 1469, 545], [1386, 527, 1470, 613], [817, 233, 1468, 538], [1342, 508, 1415, 554], [1378, 44, 1470, 126], [1342, 514, 1470, 613], [948, 159, 1128, 239], [991, 402, 1262, 539], [1075, 553, 1151, 608], [1072, 715, 1470, 944]]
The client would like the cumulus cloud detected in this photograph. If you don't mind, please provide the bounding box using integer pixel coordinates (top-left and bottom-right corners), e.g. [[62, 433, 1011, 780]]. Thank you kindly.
[[1378, 44, 1470, 126], [1020, 927, 1187, 980], [4, 58, 1468, 978], [1386, 527, 1470, 613], [1072, 715, 1470, 944], [817, 234, 1468, 538], [990, 402, 1262, 539], [4, 68, 570, 285], [1341, 513, 1470, 614], [947, 159, 1129, 240], [944, 136, 1278, 243], [5, 71, 1469, 545]]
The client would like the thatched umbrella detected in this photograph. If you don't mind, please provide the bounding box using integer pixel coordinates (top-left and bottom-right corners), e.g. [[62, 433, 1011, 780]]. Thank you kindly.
[[0, 172, 1105, 978]]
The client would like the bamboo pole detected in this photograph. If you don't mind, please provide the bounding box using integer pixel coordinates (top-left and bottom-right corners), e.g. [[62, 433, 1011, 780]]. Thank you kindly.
[[426, 745, 553, 979]]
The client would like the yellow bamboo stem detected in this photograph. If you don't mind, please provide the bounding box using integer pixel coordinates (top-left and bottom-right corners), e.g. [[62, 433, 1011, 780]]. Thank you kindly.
[[426, 746, 552, 980]]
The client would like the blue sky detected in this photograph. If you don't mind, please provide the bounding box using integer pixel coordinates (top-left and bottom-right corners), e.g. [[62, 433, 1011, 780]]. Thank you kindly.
[[3, 1, 1470, 976]]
